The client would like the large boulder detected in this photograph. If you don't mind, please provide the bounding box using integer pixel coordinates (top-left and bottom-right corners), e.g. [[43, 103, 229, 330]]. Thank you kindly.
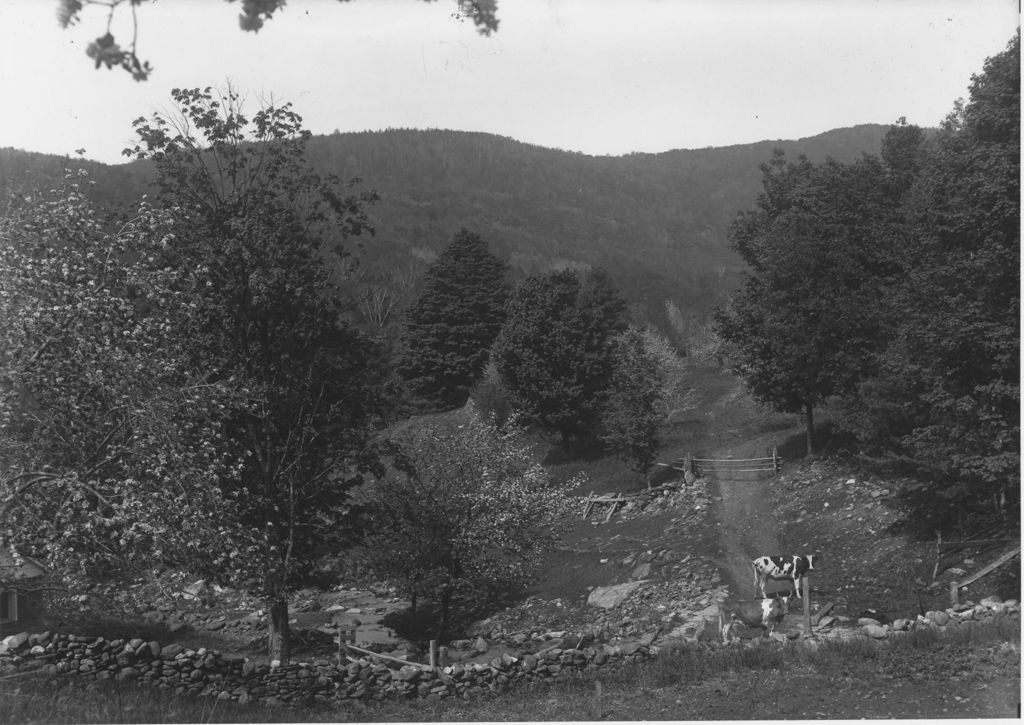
[[586, 581, 647, 609], [0, 632, 29, 652]]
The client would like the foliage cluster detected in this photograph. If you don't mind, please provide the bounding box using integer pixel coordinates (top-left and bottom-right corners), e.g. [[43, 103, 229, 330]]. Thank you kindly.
[[56, 0, 499, 81], [717, 34, 1019, 519], [1, 86, 390, 663], [0, 172, 240, 587], [351, 409, 575, 638], [491, 269, 627, 444]]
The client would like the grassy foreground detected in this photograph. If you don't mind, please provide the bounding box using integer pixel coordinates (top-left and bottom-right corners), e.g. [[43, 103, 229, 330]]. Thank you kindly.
[[2, 617, 1018, 722]]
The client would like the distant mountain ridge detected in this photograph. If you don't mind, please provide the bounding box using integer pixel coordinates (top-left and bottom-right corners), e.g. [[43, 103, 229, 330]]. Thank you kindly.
[[0, 123, 891, 331]]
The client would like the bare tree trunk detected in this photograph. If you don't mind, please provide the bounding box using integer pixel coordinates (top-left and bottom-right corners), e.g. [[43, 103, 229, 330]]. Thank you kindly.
[[268, 597, 291, 664], [438, 589, 451, 642], [804, 403, 815, 456]]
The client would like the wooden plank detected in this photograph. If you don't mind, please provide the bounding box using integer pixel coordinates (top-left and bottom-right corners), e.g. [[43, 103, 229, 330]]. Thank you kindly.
[[956, 545, 1021, 589], [937, 538, 1018, 550], [603, 501, 619, 523], [811, 601, 834, 625], [582, 491, 595, 518], [655, 463, 689, 471], [692, 457, 779, 463], [345, 643, 432, 670]]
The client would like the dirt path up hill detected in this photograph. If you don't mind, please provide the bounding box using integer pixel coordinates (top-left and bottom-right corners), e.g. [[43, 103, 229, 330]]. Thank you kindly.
[[708, 433, 790, 600]]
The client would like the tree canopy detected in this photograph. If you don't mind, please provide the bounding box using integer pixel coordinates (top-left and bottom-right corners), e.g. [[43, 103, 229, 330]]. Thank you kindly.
[[840, 33, 1019, 517], [492, 268, 627, 444], [717, 33, 1019, 523], [715, 150, 901, 454]]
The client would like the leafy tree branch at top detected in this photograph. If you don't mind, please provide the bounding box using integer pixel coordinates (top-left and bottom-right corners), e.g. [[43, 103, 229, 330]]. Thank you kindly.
[[57, 0, 499, 81]]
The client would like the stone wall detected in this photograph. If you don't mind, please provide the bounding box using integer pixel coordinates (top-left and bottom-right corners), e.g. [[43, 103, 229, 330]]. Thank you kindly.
[[1, 594, 1017, 707], [0, 630, 652, 706]]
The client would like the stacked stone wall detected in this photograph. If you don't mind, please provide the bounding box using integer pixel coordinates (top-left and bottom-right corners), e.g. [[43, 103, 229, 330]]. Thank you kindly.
[[0, 631, 651, 705]]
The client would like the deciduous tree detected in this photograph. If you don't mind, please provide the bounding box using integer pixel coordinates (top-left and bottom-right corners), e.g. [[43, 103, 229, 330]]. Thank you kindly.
[[600, 327, 665, 480], [125, 86, 385, 662], [842, 34, 1019, 516], [492, 268, 627, 444], [351, 408, 575, 639], [0, 171, 242, 600], [715, 151, 898, 454]]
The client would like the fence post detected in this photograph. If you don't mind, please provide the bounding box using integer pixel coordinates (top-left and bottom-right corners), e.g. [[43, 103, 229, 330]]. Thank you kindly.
[[429, 640, 438, 668], [949, 581, 960, 607], [772, 446, 779, 473], [802, 576, 813, 638], [337, 625, 354, 665]]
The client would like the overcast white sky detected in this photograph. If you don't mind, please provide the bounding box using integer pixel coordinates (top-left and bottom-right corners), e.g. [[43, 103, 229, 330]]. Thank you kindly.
[[0, 0, 1018, 165]]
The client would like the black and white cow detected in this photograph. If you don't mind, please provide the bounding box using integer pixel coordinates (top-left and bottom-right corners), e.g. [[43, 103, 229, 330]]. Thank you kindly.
[[752, 554, 816, 599], [718, 597, 788, 643]]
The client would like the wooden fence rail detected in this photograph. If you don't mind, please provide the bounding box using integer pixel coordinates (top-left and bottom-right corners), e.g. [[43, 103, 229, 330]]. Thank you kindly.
[[949, 544, 1020, 606]]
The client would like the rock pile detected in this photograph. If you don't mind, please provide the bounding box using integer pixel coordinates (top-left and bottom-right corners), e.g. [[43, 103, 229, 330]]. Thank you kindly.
[[844, 595, 1020, 639], [584, 477, 710, 523]]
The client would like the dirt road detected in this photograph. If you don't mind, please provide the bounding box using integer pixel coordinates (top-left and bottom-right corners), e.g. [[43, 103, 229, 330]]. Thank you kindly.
[[708, 433, 789, 599]]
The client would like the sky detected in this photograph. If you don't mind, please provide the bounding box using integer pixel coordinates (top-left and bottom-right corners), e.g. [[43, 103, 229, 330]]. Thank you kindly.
[[0, 0, 1018, 165]]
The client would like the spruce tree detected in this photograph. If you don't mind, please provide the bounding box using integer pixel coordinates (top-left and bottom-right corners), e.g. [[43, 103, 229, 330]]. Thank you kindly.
[[398, 229, 509, 407]]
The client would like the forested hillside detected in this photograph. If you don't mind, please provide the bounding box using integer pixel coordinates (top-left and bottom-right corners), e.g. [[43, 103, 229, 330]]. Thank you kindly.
[[0, 124, 889, 332]]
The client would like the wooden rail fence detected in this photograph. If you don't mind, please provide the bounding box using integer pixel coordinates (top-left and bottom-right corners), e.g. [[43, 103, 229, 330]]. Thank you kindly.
[[691, 447, 781, 477]]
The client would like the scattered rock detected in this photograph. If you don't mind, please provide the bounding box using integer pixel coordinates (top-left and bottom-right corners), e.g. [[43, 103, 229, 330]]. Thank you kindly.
[[586, 581, 647, 609], [862, 624, 889, 639]]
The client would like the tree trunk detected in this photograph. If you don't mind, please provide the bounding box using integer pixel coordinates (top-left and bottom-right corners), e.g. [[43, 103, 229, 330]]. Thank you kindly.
[[268, 597, 291, 664], [438, 589, 451, 642], [804, 403, 815, 456]]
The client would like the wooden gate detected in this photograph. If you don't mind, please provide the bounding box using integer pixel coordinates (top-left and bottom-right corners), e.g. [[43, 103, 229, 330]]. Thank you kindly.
[[693, 447, 781, 479]]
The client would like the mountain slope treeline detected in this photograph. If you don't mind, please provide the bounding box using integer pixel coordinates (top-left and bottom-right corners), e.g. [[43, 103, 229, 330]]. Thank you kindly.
[[1, 124, 889, 335]]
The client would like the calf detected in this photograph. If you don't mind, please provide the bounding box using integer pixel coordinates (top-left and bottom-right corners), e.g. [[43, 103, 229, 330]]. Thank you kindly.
[[718, 597, 788, 643], [752, 554, 816, 598]]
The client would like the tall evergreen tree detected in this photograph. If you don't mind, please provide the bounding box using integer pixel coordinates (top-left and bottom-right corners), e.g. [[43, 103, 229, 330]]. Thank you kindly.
[[397, 229, 509, 407], [493, 268, 627, 443]]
